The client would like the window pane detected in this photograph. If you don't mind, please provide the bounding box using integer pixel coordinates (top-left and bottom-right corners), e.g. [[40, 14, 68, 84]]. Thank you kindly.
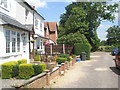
[[12, 38, 16, 52], [5, 30, 10, 53], [17, 32, 20, 52]]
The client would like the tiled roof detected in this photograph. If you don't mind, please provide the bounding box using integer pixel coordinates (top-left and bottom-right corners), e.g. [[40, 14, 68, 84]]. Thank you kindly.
[[0, 12, 31, 32], [44, 22, 57, 31]]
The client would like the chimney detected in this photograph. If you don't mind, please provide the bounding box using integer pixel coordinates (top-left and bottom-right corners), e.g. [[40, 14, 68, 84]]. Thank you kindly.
[[32, 6, 35, 9]]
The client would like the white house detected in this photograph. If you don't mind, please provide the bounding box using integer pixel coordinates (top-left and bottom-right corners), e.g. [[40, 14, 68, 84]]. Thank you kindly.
[[0, 0, 46, 64]]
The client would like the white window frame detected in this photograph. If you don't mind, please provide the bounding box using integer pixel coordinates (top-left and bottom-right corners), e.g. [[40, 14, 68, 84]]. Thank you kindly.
[[0, 0, 7, 8]]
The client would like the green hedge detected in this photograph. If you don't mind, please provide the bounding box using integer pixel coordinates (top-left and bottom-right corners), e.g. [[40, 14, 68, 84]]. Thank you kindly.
[[98, 46, 115, 52], [2, 61, 18, 79], [18, 59, 27, 65], [19, 64, 34, 79], [74, 43, 91, 60], [58, 54, 71, 62], [40, 63, 46, 72], [56, 57, 67, 64], [33, 64, 42, 75], [34, 55, 41, 61]]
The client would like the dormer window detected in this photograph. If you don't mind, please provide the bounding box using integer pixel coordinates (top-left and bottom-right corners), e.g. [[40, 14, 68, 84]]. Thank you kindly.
[[25, 9, 29, 20], [0, 0, 7, 8]]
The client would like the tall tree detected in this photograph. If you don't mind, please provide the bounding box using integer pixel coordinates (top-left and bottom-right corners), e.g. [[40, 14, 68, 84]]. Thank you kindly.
[[58, 2, 118, 51], [106, 25, 120, 46]]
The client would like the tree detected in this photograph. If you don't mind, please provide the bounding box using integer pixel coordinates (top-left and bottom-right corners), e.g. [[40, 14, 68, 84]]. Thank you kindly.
[[106, 25, 120, 46], [58, 2, 118, 51], [57, 33, 89, 45]]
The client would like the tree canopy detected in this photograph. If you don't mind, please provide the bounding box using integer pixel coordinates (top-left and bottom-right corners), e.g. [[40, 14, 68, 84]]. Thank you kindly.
[[58, 2, 118, 51], [106, 25, 120, 46]]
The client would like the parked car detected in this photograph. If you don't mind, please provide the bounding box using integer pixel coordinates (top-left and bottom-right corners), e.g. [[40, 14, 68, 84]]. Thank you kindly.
[[111, 47, 120, 56], [114, 51, 120, 69]]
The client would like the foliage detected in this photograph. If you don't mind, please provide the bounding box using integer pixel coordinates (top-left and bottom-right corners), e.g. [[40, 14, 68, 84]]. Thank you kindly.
[[74, 43, 91, 60], [34, 55, 41, 61], [57, 33, 89, 45], [17, 59, 27, 65], [2, 61, 18, 79], [98, 46, 115, 52], [58, 2, 118, 51], [106, 25, 120, 46], [40, 63, 46, 72], [19, 64, 34, 79], [33, 65, 42, 76], [58, 54, 71, 62], [56, 57, 67, 64]]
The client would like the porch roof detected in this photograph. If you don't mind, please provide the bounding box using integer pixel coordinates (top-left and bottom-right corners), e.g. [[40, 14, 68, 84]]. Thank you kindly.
[[0, 12, 32, 32]]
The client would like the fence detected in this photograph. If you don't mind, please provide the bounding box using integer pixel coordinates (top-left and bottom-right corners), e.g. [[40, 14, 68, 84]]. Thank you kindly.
[[45, 44, 73, 55]]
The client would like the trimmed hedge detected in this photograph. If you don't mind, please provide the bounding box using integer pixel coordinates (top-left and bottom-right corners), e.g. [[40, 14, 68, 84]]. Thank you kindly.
[[74, 43, 91, 60], [34, 55, 41, 61], [19, 64, 34, 79], [2, 61, 18, 79], [56, 57, 67, 64], [40, 63, 46, 72], [58, 54, 71, 62], [18, 59, 27, 65], [33, 64, 42, 75]]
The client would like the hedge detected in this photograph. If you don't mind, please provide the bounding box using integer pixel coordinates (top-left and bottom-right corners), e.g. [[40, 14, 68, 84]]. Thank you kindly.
[[56, 57, 67, 64], [33, 64, 42, 75], [17, 59, 27, 65], [74, 43, 91, 60], [19, 64, 34, 79], [98, 46, 115, 52], [58, 54, 71, 62], [34, 55, 41, 61], [2, 61, 18, 79], [40, 63, 46, 72]]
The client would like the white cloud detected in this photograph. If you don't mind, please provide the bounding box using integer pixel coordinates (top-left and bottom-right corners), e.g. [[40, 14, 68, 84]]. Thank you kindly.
[[25, 0, 47, 8]]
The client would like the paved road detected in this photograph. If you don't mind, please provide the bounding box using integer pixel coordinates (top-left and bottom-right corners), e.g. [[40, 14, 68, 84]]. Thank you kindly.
[[46, 52, 120, 88]]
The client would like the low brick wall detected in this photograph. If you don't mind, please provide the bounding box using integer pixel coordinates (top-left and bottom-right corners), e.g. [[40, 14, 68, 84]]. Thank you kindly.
[[13, 58, 77, 89]]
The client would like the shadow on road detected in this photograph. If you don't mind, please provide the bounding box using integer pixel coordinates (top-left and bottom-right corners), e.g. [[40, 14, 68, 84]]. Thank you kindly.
[[110, 67, 120, 76]]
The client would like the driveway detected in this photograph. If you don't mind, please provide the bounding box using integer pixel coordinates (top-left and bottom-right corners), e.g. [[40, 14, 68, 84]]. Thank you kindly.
[[45, 52, 120, 88]]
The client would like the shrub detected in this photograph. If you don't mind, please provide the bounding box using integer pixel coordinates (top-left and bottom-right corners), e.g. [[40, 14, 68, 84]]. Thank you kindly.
[[17, 59, 27, 65], [56, 57, 67, 64], [40, 63, 46, 72], [74, 43, 91, 60], [34, 55, 41, 61], [2, 61, 18, 79], [19, 64, 34, 79], [98, 46, 115, 52], [58, 54, 71, 62], [33, 65, 42, 75]]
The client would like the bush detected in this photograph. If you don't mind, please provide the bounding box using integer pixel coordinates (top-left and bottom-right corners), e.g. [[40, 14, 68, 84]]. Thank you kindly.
[[19, 64, 34, 79], [74, 43, 91, 60], [98, 46, 115, 52], [58, 54, 71, 62], [33, 65, 42, 75], [2, 61, 18, 79], [56, 57, 67, 64], [40, 63, 46, 72], [17, 59, 27, 65], [34, 55, 41, 61]]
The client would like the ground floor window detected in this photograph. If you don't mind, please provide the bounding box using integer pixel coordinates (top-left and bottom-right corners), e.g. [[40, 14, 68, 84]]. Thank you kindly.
[[5, 30, 21, 53]]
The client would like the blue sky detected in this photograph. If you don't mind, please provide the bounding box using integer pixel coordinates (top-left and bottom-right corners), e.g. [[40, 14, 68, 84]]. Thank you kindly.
[[26, 0, 119, 41]]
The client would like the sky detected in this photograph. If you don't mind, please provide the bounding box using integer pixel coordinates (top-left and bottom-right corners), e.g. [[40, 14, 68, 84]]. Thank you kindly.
[[26, 0, 119, 41]]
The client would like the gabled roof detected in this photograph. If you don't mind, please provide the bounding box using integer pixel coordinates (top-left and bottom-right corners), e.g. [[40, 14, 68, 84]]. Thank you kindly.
[[44, 22, 57, 31], [0, 12, 31, 32]]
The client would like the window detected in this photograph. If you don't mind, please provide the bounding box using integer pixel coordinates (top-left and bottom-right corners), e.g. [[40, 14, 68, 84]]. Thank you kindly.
[[25, 9, 29, 20], [5, 30, 10, 53], [35, 17, 38, 29], [40, 22, 42, 31], [40, 39, 43, 49], [17, 32, 20, 52], [0, 0, 7, 8], [37, 40, 40, 49], [5, 30, 21, 53]]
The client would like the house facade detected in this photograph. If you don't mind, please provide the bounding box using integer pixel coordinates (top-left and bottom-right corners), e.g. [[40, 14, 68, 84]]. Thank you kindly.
[[0, 0, 45, 64], [44, 22, 58, 45]]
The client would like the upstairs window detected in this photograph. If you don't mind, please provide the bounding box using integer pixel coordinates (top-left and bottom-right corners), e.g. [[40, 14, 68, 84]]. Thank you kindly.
[[35, 17, 38, 29], [0, 0, 7, 8], [40, 22, 42, 31]]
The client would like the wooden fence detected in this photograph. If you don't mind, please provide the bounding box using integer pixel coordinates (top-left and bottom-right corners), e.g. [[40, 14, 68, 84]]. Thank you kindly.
[[45, 44, 73, 55]]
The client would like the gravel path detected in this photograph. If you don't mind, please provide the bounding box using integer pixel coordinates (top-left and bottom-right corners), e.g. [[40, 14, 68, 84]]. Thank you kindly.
[[45, 52, 120, 88]]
